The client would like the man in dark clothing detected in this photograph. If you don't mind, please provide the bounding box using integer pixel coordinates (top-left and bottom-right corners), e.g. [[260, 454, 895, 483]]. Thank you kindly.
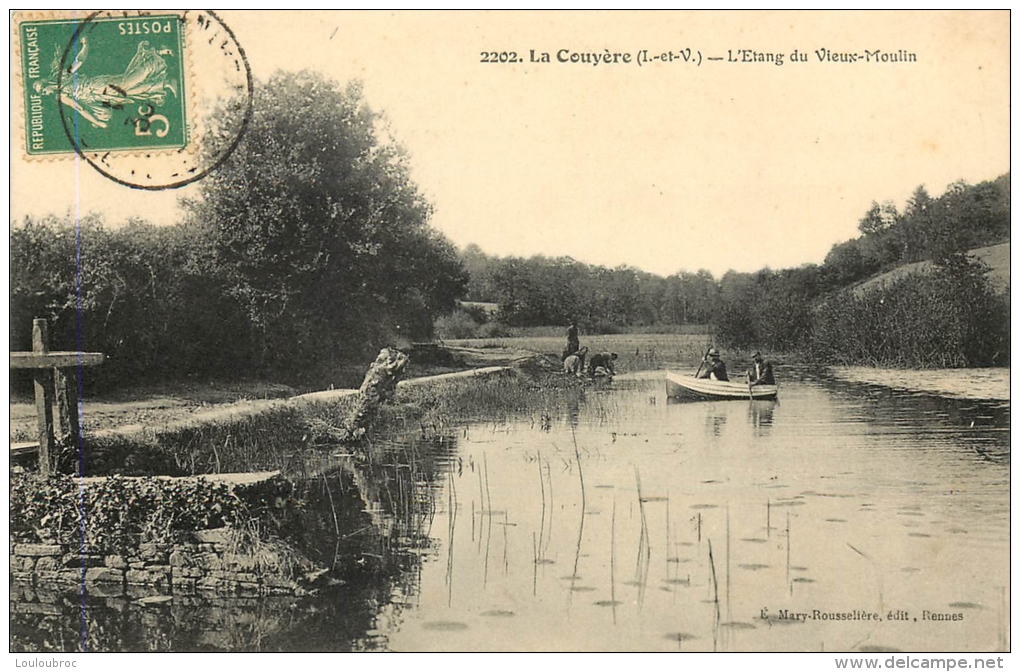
[[696, 347, 729, 381], [565, 322, 580, 358], [747, 351, 775, 386], [588, 352, 618, 379]]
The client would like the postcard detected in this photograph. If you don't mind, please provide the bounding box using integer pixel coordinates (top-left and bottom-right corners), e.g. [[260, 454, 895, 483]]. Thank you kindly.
[[8, 10, 1010, 659]]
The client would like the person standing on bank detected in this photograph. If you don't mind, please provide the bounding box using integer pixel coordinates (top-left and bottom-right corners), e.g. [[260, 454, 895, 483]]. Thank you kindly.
[[697, 347, 729, 381], [747, 351, 775, 386], [565, 321, 580, 358]]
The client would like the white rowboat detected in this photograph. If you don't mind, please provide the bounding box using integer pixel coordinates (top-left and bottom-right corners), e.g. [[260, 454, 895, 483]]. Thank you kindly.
[[665, 369, 778, 401]]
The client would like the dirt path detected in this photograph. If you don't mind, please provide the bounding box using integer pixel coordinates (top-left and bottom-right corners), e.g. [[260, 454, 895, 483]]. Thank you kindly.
[[9, 362, 517, 441], [9, 380, 298, 441]]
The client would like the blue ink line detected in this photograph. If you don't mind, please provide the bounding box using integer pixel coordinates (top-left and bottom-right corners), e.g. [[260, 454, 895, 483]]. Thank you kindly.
[[72, 11, 88, 654]]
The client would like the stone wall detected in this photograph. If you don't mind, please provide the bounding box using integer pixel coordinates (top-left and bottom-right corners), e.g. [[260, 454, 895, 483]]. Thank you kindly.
[[9, 528, 315, 597]]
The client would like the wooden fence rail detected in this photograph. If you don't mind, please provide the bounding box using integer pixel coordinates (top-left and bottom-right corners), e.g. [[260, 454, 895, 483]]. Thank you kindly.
[[9, 318, 104, 476]]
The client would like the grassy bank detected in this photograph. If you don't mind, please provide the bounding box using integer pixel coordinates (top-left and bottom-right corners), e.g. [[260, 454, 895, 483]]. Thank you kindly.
[[55, 364, 583, 479], [18, 336, 768, 480], [445, 332, 718, 373]]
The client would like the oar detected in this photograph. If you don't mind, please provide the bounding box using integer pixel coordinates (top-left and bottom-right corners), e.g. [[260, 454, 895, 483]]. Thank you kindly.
[[693, 347, 711, 378], [747, 378, 755, 402]]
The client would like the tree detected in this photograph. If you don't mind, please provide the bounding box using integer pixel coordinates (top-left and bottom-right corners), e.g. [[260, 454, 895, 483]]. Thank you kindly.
[[185, 71, 466, 372], [899, 185, 935, 263], [857, 201, 886, 237]]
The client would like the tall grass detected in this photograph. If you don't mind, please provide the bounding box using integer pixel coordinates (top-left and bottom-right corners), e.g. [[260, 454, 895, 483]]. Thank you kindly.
[[80, 369, 584, 478], [445, 333, 714, 372], [376, 369, 587, 437], [811, 258, 1009, 368], [82, 394, 363, 477]]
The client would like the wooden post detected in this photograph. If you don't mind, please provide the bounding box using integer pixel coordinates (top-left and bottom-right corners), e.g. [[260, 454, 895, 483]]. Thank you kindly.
[[54, 368, 80, 456], [12, 320, 104, 476], [32, 318, 55, 477]]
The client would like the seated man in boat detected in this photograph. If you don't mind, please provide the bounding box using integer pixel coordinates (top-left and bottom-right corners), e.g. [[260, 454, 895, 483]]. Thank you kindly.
[[697, 348, 729, 381], [587, 351, 618, 379], [563, 346, 588, 377], [747, 351, 775, 386]]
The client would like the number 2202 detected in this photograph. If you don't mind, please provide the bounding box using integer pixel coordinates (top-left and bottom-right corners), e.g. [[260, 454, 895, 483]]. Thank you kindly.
[[480, 51, 519, 63]]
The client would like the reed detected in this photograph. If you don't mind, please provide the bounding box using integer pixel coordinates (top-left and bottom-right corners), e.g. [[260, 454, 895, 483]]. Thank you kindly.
[[633, 466, 651, 606], [532, 531, 538, 596], [569, 428, 586, 601], [322, 471, 342, 570], [378, 369, 587, 440], [611, 498, 618, 625], [665, 492, 670, 572], [786, 511, 791, 592], [708, 539, 721, 621], [812, 260, 1009, 368], [544, 457, 555, 558], [477, 467, 485, 554], [537, 448, 546, 563], [446, 468, 457, 606], [483, 453, 493, 586], [83, 404, 313, 477], [502, 511, 509, 575]]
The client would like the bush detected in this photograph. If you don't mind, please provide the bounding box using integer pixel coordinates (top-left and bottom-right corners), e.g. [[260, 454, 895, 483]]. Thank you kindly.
[[474, 321, 513, 339], [10, 216, 251, 391], [715, 301, 758, 350], [433, 310, 481, 340], [10, 472, 296, 553], [811, 256, 1009, 368]]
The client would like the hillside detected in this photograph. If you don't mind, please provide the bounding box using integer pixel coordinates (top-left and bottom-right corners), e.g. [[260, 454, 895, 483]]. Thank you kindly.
[[852, 242, 1010, 297]]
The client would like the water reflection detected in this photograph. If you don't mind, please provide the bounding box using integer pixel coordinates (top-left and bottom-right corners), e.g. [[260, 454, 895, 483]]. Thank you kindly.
[[749, 401, 775, 435], [12, 371, 1010, 652]]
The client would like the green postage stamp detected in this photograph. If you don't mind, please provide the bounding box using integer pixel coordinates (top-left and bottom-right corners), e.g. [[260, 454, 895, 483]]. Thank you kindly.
[[18, 13, 188, 156]]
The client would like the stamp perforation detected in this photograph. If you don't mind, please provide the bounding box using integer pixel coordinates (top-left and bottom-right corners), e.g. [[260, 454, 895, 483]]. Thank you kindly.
[[11, 10, 201, 162]]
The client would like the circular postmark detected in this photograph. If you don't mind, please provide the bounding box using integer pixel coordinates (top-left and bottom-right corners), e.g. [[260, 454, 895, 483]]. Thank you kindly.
[[52, 10, 252, 190]]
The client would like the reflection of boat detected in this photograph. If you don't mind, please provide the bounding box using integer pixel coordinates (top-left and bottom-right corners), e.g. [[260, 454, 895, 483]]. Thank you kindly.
[[665, 370, 778, 401]]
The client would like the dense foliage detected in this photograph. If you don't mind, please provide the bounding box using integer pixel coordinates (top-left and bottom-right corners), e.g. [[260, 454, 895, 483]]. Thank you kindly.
[[186, 72, 466, 371], [811, 255, 1010, 368], [457, 175, 1009, 367], [823, 174, 1010, 285], [9, 64, 1008, 375], [11, 72, 466, 388], [461, 244, 718, 331], [10, 473, 295, 553], [10, 215, 245, 384]]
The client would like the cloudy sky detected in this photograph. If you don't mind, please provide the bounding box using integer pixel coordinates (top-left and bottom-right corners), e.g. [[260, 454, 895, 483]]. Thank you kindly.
[[10, 10, 1009, 278]]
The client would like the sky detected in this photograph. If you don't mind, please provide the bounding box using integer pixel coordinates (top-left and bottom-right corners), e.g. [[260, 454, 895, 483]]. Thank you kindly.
[[9, 10, 1010, 278]]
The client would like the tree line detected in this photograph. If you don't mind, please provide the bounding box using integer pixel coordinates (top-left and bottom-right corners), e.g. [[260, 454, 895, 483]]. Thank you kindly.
[[11, 72, 466, 390], [10, 68, 1009, 388], [453, 174, 1009, 367], [823, 173, 1010, 286]]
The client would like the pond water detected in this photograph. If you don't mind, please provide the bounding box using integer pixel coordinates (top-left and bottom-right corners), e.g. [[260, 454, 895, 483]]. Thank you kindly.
[[11, 369, 1010, 652]]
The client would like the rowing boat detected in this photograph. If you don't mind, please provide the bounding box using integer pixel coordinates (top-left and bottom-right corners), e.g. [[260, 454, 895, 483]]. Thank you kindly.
[[665, 369, 778, 401]]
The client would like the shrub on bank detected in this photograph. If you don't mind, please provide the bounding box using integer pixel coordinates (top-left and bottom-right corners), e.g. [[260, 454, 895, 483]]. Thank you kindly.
[[811, 256, 1009, 368], [10, 473, 296, 554], [434, 309, 482, 339]]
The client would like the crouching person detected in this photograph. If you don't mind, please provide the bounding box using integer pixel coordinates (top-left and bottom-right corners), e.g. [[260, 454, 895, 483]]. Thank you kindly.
[[588, 352, 618, 380], [564, 346, 589, 377]]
